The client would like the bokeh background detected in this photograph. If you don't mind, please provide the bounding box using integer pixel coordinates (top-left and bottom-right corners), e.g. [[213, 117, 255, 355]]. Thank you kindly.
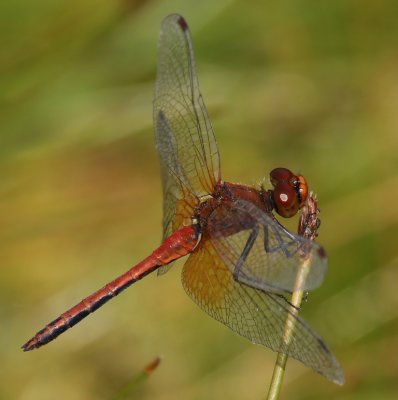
[[2, 0, 398, 399]]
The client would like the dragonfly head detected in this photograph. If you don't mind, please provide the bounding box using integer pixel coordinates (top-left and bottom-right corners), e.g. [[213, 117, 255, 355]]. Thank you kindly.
[[269, 167, 308, 218]]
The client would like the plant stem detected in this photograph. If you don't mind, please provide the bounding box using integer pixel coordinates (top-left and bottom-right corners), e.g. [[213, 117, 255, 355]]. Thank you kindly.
[[266, 194, 320, 400], [112, 357, 161, 400]]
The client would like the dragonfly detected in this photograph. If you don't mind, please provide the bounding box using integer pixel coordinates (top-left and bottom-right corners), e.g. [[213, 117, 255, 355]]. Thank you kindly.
[[22, 14, 344, 385]]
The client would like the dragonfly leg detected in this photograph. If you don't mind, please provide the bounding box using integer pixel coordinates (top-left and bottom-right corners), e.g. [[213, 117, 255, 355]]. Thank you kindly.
[[263, 223, 295, 258], [272, 292, 301, 311], [233, 226, 259, 281]]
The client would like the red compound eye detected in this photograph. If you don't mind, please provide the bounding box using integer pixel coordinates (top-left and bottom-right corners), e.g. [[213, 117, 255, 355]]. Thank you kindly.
[[295, 174, 308, 208], [273, 182, 300, 217], [269, 168, 309, 218], [270, 167, 294, 187]]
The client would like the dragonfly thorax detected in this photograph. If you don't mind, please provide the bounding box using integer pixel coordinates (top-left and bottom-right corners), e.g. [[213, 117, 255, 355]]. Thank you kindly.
[[193, 181, 273, 239]]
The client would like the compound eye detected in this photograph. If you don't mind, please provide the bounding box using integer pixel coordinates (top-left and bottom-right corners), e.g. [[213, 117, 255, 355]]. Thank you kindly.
[[269, 168, 310, 217], [272, 182, 300, 218], [270, 167, 295, 188], [294, 175, 309, 208]]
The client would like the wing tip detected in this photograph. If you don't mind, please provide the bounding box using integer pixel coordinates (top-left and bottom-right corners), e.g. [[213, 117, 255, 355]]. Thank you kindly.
[[317, 245, 327, 260], [160, 14, 189, 35], [177, 15, 189, 31], [162, 14, 189, 32], [326, 366, 345, 386]]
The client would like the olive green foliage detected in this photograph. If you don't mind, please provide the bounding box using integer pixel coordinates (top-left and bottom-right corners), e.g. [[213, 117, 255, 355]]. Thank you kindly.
[[2, 1, 398, 399]]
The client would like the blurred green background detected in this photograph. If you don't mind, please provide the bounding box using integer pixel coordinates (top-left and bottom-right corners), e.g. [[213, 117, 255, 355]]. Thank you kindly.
[[2, 0, 398, 399]]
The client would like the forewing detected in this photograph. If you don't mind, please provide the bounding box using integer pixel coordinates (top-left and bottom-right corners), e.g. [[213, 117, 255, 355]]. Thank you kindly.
[[154, 14, 220, 240], [155, 111, 198, 240], [208, 200, 328, 292], [182, 241, 344, 385]]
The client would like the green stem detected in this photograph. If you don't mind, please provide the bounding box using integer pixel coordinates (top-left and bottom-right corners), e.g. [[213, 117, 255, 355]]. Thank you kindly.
[[266, 280, 307, 399], [266, 351, 288, 400], [111, 357, 161, 400], [266, 194, 318, 399]]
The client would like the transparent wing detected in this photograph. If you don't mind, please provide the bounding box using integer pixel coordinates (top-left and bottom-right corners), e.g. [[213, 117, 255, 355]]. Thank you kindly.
[[208, 200, 328, 292], [154, 14, 220, 242], [182, 241, 344, 385]]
